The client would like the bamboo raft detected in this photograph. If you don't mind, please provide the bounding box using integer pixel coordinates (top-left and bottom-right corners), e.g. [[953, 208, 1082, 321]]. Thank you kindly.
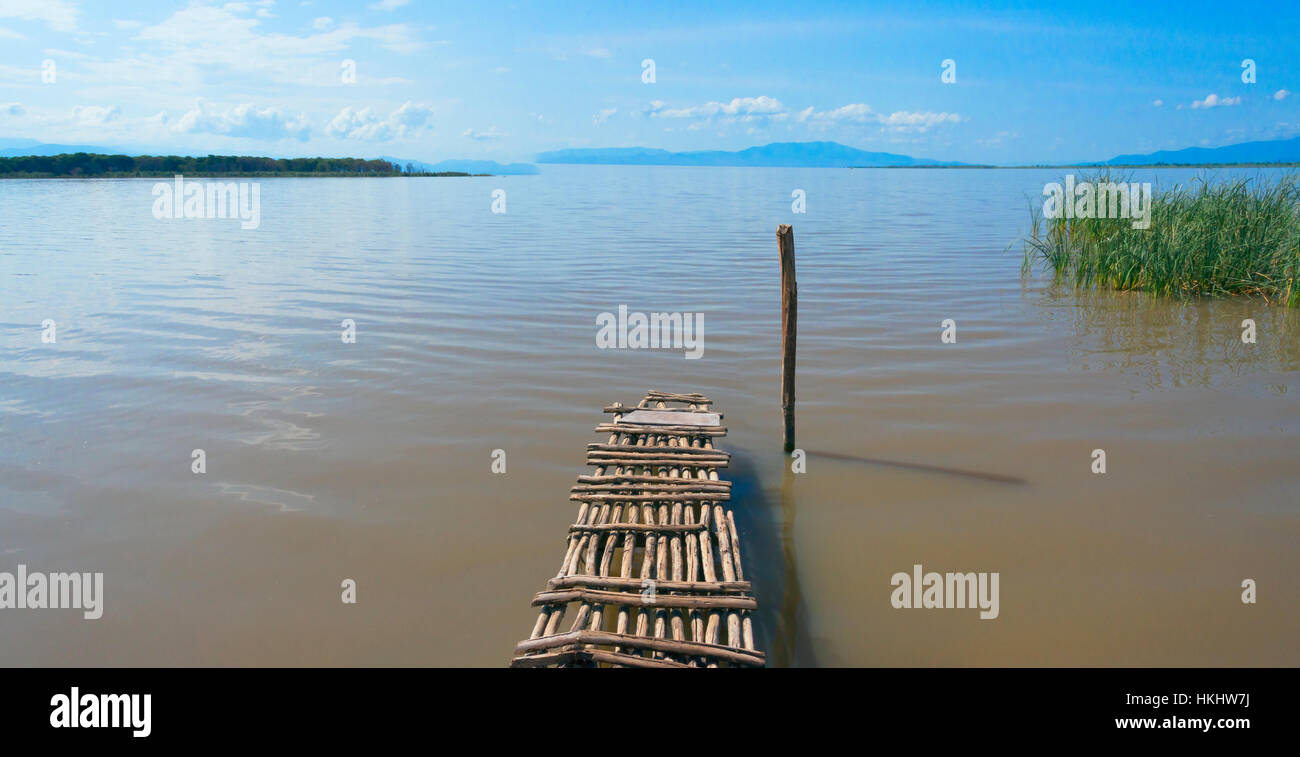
[[510, 390, 764, 668]]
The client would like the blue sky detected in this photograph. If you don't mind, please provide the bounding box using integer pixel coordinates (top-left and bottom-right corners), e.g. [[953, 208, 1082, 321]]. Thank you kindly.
[[1, 0, 1297, 164]]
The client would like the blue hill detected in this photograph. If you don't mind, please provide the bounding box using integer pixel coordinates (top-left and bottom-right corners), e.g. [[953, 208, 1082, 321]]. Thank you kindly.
[[536, 141, 963, 167], [382, 156, 539, 175], [1105, 137, 1300, 165], [0, 142, 119, 157]]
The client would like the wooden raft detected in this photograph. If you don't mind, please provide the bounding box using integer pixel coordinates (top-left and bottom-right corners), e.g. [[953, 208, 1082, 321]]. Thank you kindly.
[[510, 390, 764, 668]]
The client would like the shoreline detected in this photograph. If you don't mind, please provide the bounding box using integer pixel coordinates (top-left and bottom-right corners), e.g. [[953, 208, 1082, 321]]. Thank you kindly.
[[0, 172, 490, 179]]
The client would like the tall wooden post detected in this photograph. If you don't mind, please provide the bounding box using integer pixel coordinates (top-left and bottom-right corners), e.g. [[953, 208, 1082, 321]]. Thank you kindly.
[[777, 224, 797, 452]]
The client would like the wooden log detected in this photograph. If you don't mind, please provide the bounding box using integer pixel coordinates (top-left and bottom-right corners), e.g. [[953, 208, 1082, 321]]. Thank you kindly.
[[569, 493, 730, 503], [568, 522, 706, 534], [515, 630, 765, 667], [571, 482, 731, 493], [588, 442, 726, 456], [587, 457, 729, 469], [576, 474, 731, 487], [778, 224, 797, 453], [646, 390, 711, 401], [586, 451, 729, 463], [604, 404, 717, 415], [547, 575, 751, 593], [587, 448, 729, 458], [596, 423, 726, 436]]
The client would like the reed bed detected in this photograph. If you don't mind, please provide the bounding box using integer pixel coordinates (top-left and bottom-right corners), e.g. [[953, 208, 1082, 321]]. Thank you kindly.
[[1023, 173, 1300, 306]]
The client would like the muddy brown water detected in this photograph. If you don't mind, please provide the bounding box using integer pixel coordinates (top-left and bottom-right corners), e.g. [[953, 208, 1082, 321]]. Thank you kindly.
[[1, 166, 1296, 665]]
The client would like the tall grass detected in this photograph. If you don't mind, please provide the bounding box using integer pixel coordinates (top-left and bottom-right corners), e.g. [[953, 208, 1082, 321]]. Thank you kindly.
[[1023, 173, 1300, 306]]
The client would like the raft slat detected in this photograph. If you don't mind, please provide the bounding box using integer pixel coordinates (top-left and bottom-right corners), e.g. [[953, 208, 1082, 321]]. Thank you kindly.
[[575, 474, 732, 487], [595, 423, 727, 436], [546, 575, 752, 593], [532, 588, 758, 610], [515, 630, 765, 667], [568, 522, 707, 534], [571, 482, 731, 492], [569, 493, 730, 503], [608, 407, 722, 423]]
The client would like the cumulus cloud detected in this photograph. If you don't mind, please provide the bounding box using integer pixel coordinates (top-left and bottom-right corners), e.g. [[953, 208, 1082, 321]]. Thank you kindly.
[[1153, 99, 1163, 107], [593, 107, 617, 125], [1190, 94, 1241, 109], [133, 2, 422, 74], [798, 103, 963, 132], [326, 101, 433, 140], [652, 96, 784, 119], [72, 105, 122, 126], [461, 126, 507, 141], [1275, 89, 1290, 101], [312, 17, 333, 31], [174, 100, 310, 141]]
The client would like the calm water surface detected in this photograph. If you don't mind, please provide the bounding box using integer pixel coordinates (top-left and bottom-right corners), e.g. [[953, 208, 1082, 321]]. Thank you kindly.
[[1, 166, 1296, 665]]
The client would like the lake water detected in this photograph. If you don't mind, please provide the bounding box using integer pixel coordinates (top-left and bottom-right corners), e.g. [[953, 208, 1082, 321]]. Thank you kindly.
[[1, 166, 1296, 666]]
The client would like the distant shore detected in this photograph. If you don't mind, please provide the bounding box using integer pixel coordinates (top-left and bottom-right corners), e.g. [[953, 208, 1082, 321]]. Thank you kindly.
[[0, 172, 487, 178], [0, 153, 490, 179]]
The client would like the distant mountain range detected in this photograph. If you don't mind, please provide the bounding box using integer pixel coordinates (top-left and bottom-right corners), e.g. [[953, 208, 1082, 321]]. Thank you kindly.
[[0, 139, 119, 157], [1102, 137, 1300, 165], [380, 156, 539, 175], [537, 137, 1300, 168], [536, 141, 963, 167]]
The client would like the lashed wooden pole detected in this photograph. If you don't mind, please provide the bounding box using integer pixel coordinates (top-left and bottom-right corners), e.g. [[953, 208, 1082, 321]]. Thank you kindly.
[[777, 224, 797, 453]]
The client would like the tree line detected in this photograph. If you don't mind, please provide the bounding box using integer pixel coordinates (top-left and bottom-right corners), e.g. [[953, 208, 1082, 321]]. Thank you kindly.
[[0, 153, 471, 177]]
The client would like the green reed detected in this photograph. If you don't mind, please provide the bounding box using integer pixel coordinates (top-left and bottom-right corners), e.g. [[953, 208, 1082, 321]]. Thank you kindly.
[[1023, 172, 1300, 307]]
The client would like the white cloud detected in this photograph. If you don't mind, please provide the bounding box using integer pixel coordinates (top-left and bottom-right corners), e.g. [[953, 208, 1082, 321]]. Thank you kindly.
[[583, 47, 612, 59], [71, 105, 121, 126], [312, 17, 333, 31], [113, 19, 142, 30], [1275, 89, 1290, 101], [798, 102, 963, 132], [653, 96, 784, 119], [0, 0, 78, 32], [798, 103, 874, 123], [0, 26, 25, 39], [368, 0, 410, 10], [131, 3, 423, 79], [1190, 94, 1241, 109], [593, 107, 617, 125], [461, 125, 507, 141], [1152, 99, 1163, 107], [877, 110, 963, 129], [326, 101, 433, 140], [174, 100, 311, 141]]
